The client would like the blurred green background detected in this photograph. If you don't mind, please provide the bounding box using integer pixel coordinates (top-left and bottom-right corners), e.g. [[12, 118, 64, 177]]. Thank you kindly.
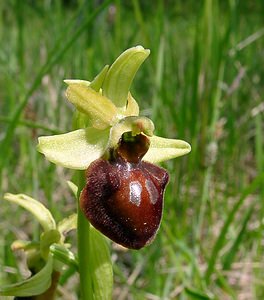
[[1, 0, 264, 299]]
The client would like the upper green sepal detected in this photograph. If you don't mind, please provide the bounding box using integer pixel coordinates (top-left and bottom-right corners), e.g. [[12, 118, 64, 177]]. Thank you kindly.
[[103, 46, 150, 108]]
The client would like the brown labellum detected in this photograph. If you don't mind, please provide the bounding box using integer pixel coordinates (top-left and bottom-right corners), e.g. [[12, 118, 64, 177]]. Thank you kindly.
[[80, 133, 169, 249]]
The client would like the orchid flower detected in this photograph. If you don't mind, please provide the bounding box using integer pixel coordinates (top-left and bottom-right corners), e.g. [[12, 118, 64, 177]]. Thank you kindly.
[[37, 46, 191, 251]]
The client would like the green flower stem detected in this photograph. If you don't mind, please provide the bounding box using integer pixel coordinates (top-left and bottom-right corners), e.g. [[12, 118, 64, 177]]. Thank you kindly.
[[77, 171, 93, 300]]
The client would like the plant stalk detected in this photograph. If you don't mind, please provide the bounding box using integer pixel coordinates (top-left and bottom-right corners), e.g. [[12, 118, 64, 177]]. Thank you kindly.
[[77, 171, 93, 300]]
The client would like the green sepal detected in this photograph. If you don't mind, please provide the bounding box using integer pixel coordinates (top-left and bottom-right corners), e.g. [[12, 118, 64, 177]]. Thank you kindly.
[[103, 46, 150, 107], [37, 127, 110, 170], [3, 193, 56, 232], [0, 255, 53, 297], [143, 135, 191, 163]]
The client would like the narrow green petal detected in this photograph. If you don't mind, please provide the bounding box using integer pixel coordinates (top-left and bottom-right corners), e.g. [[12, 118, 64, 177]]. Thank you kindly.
[[3, 193, 56, 232], [89, 65, 109, 92], [64, 79, 91, 86], [37, 128, 110, 170], [124, 93, 139, 116], [103, 46, 150, 107], [143, 135, 191, 163], [0, 255, 53, 297], [65, 83, 118, 130]]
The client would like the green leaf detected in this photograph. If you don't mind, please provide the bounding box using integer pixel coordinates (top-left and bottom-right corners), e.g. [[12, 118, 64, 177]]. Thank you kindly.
[[184, 286, 213, 300], [103, 46, 150, 107], [89, 227, 113, 300], [143, 135, 191, 163], [65, 82, 118, 130], [3, 193, 56, 232], [0, 255, 53, 297], [37, 127, 110, 170]]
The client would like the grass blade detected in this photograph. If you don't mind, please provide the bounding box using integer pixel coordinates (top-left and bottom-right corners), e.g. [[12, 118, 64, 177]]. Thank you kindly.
[[222, 204, 255, 270], [184, 286, 213, 300], [205, 173, 264, 283], [0, 0, 111, 173]]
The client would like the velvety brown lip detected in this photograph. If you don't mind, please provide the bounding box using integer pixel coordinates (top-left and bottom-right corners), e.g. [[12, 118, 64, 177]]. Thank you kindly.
[[80, 133, 169, 249]]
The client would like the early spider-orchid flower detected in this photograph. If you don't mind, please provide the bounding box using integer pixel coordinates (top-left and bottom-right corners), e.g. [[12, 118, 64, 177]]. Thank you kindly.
[[37, 46, 191, 249]]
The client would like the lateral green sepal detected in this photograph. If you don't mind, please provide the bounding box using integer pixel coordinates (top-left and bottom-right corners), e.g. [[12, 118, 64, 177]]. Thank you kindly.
[[37, 127, 110, 170], [143, 135, 191, 163]]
